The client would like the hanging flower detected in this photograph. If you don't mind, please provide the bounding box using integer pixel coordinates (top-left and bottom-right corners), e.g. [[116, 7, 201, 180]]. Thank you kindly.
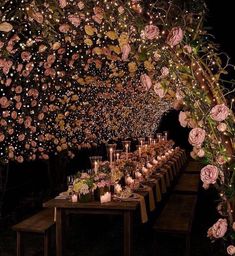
[[227, 246, 235, 255], [200, 165, 219, 185], [59, 0, 67, 8], [142, 25, 159, 40], [188, 128, 206, 147], [179, 111, 189, 127], [68, 15, 81, 27], [140, 74, 152, 90], [121, 44, 131, 61], [207, 219, 227, 239], [166, 27, 184, 47], [160, 67, 169, 78], [217, 122, 227, 132], [154, 83, 165, 98], [210, 104, 230, 122]]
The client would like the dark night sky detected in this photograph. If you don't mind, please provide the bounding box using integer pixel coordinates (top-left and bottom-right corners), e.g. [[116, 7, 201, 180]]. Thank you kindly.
[[205, 0, 235, 62]]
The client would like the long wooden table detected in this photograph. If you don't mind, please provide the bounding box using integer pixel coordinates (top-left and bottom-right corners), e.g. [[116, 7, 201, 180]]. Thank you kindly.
[[43, 199, 139, 256]]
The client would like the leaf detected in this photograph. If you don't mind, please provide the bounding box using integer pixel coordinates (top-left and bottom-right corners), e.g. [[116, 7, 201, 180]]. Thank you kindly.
[[106, 31, 118, 40], [0, 22, 13, 32]]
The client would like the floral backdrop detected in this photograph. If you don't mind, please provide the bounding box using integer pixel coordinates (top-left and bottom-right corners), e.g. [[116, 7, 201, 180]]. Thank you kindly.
[[0, 0, 235, 254]]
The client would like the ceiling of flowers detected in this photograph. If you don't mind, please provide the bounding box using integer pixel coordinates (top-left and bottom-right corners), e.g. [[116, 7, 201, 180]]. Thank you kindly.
[[0, 0, 234, 163]]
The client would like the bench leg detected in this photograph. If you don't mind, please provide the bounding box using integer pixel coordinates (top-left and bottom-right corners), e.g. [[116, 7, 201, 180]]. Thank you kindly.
[[17, 232, 23, 256], [185, 234, 191, 256], [44, 231, 49, 256]]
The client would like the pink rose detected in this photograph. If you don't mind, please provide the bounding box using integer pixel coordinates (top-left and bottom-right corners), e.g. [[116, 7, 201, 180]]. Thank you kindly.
[[154, 82, 165, 98], [16, 156, 24, 163], [143, 25, 159, 40], [183, 45, 192, 54], [0, 119, 6, 126], [118, 6, 125, 14], [68, 14, 81, 27], [179, 111, 189, 127], [11, 111, 17, 119], [77, 1, 84, 10], [0, 133, 5, 142], [21, 51, 31, 62], [0, 96, 10, 108], [210, 104, 230, 122], [17, 64, 23, 72], [59, 0, 67, 8], [207, 219, 227, 239], [18, 134, 25, 141], [59, 24, 70, 33], [197, 148, 205, 158], [166, 27, 184, 47], [32, 12, 44, 24], [153, 51, 161, 61], [8, 128, 14, 135], [217, 122, 227, 132], [15, 86, 23, 94], [47, 54, 56, 64], [38, 113, 45, 120], [16, 102, 22, 110], [5, 78, 12, 86], [200, 165, 219, 185], [227, 245, 235, 255], [160, 67, 169, 78], [216, 155, 226, 165], [93, 6, 104, 17], [121, 44, 131, 61], [140, 74, 152, 90], [188, 128, 206, 147]]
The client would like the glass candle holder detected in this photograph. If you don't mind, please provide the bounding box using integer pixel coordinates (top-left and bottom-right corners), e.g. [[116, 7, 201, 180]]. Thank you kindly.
[[122, 140, 131, 160], [89, 156, 102, 174], [106, 144, 117, 165], [115, 149, 123, 161], [156, 133, 162, 142], [138, 137, 145, 147], [163, 131, 168, 141]]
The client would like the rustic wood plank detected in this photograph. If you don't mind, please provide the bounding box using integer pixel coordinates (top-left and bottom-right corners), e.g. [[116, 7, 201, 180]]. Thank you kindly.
[[153, 194, 197, 234], [43, 199, 138, 211], [12, 208, 54, 234]]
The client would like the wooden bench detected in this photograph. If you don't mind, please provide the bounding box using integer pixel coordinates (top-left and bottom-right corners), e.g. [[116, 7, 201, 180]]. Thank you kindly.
[[12, 208, 55, 256], [183, 160, 203, 173], [174, 173, 200, 194], [153, 194, 197, 256]]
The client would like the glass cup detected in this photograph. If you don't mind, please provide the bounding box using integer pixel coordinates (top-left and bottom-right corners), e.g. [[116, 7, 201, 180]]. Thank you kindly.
[[89, 156, 102, 174]]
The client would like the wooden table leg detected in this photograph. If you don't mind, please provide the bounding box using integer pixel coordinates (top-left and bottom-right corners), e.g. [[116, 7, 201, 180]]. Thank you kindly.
[[56, 208, 64, 256], [44, 230, 49, 256], [16, 232, 23, 256], [123, 211, 133, 256]]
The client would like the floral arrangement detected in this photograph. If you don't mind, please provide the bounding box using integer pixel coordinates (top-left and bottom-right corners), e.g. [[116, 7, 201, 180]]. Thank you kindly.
[[0, 0, 235, 253], [73, 173, 95, 196]]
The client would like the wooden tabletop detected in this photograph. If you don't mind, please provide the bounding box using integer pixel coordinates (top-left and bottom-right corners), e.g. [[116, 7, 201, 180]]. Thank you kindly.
[[43, 198, 139, 211]]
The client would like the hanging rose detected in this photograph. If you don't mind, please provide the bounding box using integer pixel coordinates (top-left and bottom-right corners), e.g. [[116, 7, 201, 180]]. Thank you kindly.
[[154, 82, 165, 98], [142, 25, 159, 40], [217, 122, 227, 132], [59, 0, 67, 8], [121, 44, 131, 61], [31, 12, 44, 24], [68, 14, 81, 27], [188, 127, 206, 147], [210, 104, 230, 122], [179, 111, 189, 127], [166, 27, 184, 47], [140, 74, 152, 90], [207, 219, 227, 239], [227, 246, 235, 255], [160, 67, 169, 78], [200, 165, 219, 185]]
